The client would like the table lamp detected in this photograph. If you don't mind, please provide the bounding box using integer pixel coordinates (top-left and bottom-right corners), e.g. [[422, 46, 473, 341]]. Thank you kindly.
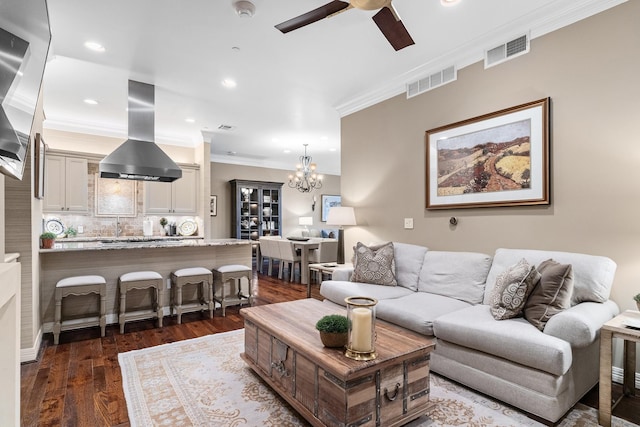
[[298, 216, 313, 234], [326, 206, 356, 264]]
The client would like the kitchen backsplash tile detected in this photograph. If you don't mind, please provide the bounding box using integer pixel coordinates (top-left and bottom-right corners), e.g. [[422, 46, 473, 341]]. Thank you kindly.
[[43, 163, 202, 238]]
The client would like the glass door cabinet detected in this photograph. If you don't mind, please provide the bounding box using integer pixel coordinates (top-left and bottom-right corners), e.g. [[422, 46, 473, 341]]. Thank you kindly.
[[230, 180, 283, 241]]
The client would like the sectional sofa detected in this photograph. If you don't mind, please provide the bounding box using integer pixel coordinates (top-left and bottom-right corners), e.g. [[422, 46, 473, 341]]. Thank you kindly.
[[319, 242, 619, 423]]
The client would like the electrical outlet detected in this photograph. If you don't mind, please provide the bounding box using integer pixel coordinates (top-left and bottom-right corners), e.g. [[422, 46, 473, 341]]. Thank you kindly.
[[167, 278, 171, 289], [404, 218, 414, 229], [77, 225, 84, 234]]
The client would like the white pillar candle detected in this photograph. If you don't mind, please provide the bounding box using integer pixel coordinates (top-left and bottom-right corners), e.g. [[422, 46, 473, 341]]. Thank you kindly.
[[351, 307, 372, 352]]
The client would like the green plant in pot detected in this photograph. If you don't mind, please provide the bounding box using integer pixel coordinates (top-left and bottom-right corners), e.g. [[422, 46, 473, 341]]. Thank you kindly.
[[634, 293, 640, 312], [40, 232, 57, 249], [315, 314, 348, 348], [159, 217, 168, 235]]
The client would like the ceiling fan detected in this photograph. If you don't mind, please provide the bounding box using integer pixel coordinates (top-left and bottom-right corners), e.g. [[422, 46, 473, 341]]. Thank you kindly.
[[275, 0, 415, 51]]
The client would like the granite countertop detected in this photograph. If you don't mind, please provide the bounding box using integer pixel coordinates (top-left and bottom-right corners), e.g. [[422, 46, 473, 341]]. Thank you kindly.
[[40, 238, 250, 253]]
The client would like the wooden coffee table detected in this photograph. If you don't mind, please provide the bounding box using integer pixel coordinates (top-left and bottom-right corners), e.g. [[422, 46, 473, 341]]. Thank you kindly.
[[240, 299, 435, 427]]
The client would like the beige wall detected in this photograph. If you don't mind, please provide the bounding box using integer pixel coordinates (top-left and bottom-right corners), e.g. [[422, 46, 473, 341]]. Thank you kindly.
[[341, 1, 639, 313], [210, 162, 340, 238]]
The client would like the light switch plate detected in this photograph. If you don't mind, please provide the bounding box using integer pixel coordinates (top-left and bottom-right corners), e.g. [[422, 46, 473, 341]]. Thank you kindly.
[[404, 218, 414, 229]]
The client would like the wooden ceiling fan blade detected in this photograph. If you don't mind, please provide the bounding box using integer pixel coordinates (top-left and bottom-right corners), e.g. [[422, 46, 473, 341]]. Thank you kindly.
[[372, 6, 415, 51], [275, 1, 350, 34]]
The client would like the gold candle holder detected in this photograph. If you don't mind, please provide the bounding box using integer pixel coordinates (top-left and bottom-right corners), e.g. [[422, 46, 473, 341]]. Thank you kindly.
[[344, 296, 378, 361]]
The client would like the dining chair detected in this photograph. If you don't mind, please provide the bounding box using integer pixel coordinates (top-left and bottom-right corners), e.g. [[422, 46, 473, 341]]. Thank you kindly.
[[259, 236, 281, 276], [309, 239, 339, 264], [277, 239, 301, 282]]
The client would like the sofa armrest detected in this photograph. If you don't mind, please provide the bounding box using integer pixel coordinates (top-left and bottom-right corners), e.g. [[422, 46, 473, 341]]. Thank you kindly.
[[544, 300, 619, 348], [331, 267, 354, 282]]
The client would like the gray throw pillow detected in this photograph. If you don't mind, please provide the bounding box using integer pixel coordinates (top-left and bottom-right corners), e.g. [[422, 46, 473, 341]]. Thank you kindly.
[[351, 242, 398, 286], [490, 258, 541, 320], [524, 259, 574, 331]]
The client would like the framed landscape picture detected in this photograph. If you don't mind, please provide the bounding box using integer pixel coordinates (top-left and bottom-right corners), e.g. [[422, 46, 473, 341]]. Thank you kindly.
[[425, 98, 550, 209], [321, 194, 341, 222]]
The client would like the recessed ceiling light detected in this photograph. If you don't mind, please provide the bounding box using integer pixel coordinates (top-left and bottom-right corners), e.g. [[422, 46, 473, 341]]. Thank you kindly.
[[440, 0, 460, 6], [222, 78, 237, 88], [84, 99, 98, 105], [329, 148, 337, 152], [283, 149, 291, 153], [84, 41, 105, 52], [185, 118, 196, 123]]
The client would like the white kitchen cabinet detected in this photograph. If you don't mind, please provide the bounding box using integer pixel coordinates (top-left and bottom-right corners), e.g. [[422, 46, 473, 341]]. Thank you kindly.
[[43, 155, 88, 213], [144, 167, 198, 214]]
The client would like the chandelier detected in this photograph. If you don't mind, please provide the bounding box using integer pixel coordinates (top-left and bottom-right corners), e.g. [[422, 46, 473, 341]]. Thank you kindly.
[[288, 144, 323, 193]]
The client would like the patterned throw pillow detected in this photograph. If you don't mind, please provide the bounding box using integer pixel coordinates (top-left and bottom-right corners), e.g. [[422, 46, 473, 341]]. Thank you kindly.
[[524, 259, 574, 331], [351, 242, 398, 286], [490, 258, 541, 320]]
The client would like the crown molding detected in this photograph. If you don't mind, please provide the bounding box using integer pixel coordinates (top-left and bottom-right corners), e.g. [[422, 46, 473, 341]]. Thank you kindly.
[[335, 0, 627, 117]]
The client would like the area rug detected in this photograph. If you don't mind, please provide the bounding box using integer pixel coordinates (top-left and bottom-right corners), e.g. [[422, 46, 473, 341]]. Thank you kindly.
[[119, 329, 637, 427]]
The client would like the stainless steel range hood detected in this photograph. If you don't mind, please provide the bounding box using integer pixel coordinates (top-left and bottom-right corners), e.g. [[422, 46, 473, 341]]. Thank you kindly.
[[99, 80, 182, 182]]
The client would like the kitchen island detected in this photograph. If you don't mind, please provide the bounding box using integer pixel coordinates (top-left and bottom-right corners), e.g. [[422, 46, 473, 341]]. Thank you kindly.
[[39, 238, 251, 331]]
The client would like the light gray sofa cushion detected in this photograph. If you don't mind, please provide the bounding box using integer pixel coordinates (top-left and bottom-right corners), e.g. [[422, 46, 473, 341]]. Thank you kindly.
[[319, 280, 413, 307], [418, 251, 492, 304], [433, 304, 572, 376], [483, 248, 616, 306], [392, 242, 428, 291], [376, 293, 471, 336]]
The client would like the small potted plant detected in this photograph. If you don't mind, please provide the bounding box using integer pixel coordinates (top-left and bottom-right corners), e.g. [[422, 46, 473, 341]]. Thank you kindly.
[[315, 314, 349, 348], [39, 232, 57, 249], [159, 217, 168, 235], [634, 293, 640, 312]]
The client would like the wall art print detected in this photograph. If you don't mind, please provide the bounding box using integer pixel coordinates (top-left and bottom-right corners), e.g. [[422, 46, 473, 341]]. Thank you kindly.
[[321, 194, 341, 222], [425, 98, 550, 209]]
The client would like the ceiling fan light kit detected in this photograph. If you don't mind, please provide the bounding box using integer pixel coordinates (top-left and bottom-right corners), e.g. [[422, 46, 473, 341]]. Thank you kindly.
[[275, 0, 414, 51]]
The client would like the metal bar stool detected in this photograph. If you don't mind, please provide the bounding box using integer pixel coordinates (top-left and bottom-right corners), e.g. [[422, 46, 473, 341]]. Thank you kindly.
[[170, 267, 214, 323], [212, 265, 253, 316], [53, 275, 106, 345], [118, 271, 163, 333]]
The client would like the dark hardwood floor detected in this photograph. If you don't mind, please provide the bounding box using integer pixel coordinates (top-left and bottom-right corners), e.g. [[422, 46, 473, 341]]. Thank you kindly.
[[21, 268, 640, 426]]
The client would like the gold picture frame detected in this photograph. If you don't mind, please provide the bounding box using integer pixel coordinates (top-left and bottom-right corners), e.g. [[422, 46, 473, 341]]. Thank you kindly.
[[426, 98, 550, 210]]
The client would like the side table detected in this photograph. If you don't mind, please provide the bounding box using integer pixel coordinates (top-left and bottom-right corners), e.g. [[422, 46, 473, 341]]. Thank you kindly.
[[599, 310, 640, 427], [308, 262, 353, 297]]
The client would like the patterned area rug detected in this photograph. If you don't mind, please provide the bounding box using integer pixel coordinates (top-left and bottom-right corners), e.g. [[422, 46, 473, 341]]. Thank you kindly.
[[119, 329, 637, 427]]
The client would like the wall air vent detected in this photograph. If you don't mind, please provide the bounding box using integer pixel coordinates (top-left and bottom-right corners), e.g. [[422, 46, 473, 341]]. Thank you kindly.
[[218, 124, 236, 131], [484, 34, 529, 69], [406, 65, 457, 99]]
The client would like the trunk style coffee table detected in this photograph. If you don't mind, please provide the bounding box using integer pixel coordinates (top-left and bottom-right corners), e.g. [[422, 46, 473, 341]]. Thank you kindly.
[[240, 299, 435, 427]]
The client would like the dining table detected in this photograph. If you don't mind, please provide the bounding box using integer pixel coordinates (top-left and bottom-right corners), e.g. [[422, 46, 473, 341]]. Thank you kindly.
[[290, 239, 320, 291]]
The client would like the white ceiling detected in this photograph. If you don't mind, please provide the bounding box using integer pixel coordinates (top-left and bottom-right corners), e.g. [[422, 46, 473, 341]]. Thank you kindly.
[[42, 0, 623, 175]]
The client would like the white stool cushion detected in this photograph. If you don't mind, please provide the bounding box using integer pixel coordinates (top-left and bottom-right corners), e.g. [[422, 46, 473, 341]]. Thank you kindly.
[[120, 271, 162, 282], [215, 264, 251, 273], [174, 267, 212, 277], [57, 275, 106, 288]]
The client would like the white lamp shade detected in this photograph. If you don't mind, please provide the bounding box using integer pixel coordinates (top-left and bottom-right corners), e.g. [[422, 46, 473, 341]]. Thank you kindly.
[[299, 216, 313, 226], [326, 207, 356, 226]]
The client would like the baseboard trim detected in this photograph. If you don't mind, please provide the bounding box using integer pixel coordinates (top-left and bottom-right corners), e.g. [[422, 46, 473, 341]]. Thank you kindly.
[[612, 366, 640, 389], [20, 327, 43, 363]]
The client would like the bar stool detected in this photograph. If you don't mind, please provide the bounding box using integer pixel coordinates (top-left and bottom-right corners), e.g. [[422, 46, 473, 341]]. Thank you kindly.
[[53, 275, 106, 345], [118, 271, 163, 333], [170, 267, 213, 324], [212, 265, 253, 316]]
